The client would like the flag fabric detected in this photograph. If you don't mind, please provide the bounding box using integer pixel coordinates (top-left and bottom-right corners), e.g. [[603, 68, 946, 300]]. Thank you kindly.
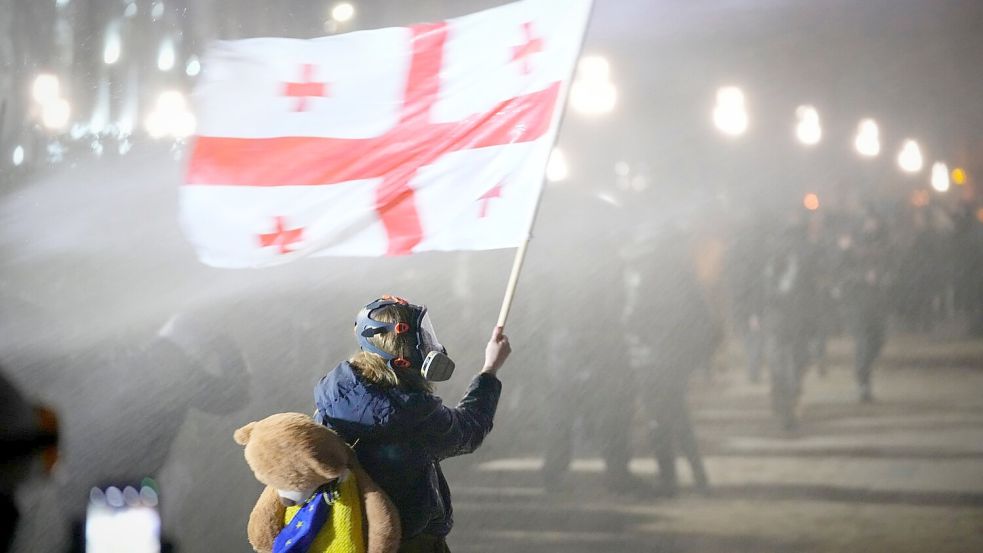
[[183, 0, 592, 268]]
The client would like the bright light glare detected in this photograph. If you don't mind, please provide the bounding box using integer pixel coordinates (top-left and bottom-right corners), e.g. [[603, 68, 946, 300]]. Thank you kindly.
[[145, 91, 195, 139], [12, 145, 24, 166], [713, 86, 748, 136], [157, 39, 175, 71], [718, 86, 744, 106], [145, 114, 166, 139], [578, 55, 611, 81], [32, 74, 60, 105], [331, 2, 355, 23], [854, 118, 880, 157], [85, 504, 160, 553], [795, 105, 821, 145], [897, 139, 924, 173], [803, 193, 820, 211], [597, 191, 620, 207], [151, 1, 165, 20], [546, 148, 569, 182], [158, 91, 185, 113], [185, 56, 201, 77], [570, 55, 617, 116], [103, 28, 121, 64], [569, 81, 617, 115], [931, 162, 950, 192], [951, 167, 967, 185], [42, 98, 71, 130], [70, 124, 87, 140], [117, 117, 134, 136]]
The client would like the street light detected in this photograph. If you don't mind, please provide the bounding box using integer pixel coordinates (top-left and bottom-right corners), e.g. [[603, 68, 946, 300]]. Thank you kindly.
[[569, 55, 617, 116], [41, 98, 71, 130], [854, 118, 880, 157], [157, 38, 175, 71], [546, 147, 568, 182], [32, 74, 60, 105], [712, 86, 748, 137], [185, 55, 201, 77], [951, 167, 967, 186], [331, 2, 355, 23], [103, 25, 121, 65], [795, 105, 821, 145], [931, 162, 950, 192], [145, 91, 195, 139], [12, 145, 25, 167], [803, 192, 820, 211], [897, 139, 924, 173]]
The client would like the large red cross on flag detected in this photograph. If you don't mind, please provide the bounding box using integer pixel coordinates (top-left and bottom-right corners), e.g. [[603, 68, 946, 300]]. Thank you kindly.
[[183, 0, 592, 268]]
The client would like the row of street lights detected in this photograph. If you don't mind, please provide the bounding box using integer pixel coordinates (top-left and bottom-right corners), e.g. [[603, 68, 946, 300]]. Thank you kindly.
[[712, 85, 967, 195]]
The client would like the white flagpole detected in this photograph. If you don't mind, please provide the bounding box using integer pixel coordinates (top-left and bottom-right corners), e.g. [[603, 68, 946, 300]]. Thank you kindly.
[[496, 0, 596, 328]]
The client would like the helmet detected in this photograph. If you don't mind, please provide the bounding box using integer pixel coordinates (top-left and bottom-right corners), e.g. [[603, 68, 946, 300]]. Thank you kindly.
[[354, 296, 455, 381]]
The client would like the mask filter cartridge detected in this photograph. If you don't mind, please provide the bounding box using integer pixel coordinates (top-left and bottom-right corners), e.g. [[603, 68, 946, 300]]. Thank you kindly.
[[421, 351, 455, 382]]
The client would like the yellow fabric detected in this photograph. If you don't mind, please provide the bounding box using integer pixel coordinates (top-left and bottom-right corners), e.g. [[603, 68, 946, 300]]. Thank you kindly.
[[284, 474, 365, 553]]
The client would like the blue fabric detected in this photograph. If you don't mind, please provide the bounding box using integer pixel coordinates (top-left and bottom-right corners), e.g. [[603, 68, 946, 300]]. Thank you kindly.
[[273, 485, 337, 553], [314, 362, 501, 539]]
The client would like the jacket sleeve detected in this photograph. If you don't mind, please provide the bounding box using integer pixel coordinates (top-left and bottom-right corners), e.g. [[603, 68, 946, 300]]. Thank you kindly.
[[415, 373, 502, 460]]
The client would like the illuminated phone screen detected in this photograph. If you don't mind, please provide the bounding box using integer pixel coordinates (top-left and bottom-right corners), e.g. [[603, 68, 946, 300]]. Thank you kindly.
[[85, 484, 161, 553]]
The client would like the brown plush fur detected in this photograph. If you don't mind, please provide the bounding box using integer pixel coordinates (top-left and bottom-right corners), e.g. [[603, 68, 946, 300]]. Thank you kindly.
[[234, 413, 401, 553]]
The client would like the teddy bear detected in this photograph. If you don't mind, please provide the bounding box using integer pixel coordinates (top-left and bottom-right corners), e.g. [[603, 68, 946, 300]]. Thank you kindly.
[[234, 412, 401, 553]]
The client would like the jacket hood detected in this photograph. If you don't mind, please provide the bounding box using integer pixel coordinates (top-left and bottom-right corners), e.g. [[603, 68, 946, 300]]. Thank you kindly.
[[314, 361, 441, 441]]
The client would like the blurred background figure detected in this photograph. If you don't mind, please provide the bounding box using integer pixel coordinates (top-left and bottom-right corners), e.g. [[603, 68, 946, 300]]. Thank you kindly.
[[804, 212, 837, 377], [726, 218, 769, 383], [53, 312, 250, 518], [9, 311, 249, 552], [538, 188, 642, 494], [625, 223, 716, 496], [835, 209, 892, 403], [761, 219, 823, 429], [0, 366, 58, 553]]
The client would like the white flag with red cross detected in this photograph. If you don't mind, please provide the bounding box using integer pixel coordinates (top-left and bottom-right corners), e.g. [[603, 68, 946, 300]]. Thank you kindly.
[[183, 0, 592, 268]]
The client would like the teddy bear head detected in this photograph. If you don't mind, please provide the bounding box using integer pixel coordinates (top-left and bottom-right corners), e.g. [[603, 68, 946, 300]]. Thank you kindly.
[[234, 412, 351, 506]]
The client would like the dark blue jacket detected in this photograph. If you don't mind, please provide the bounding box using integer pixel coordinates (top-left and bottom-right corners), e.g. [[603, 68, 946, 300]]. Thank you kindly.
[[314, 362, 501, 539]]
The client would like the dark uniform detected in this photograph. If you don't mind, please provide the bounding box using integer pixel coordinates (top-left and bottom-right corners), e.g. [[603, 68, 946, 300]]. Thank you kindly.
[[836, 214, 891, 401], [761, 224, 824, 429], [538, 189, 637, 492], [628, 228, 714, 495]]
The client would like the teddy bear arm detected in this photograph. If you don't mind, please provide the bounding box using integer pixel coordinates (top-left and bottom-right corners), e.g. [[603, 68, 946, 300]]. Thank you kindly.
[[353, 463, 402, 553], [247, 485, 286, 553]]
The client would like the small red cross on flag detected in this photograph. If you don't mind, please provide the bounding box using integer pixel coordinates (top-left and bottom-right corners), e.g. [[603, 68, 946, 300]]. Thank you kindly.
[[258, 216, 304, 254], [477, 182, 505, 218], [183, 0, 592, 268], [281, 64, 331, 112], [512, 22, 544, 75]]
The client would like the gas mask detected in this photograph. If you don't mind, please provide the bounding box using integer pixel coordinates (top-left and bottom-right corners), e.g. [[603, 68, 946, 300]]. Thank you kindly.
[[354, 297, 456, 382]]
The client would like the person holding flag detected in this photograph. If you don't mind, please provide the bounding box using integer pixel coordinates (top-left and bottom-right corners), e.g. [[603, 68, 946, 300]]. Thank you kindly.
[[314, 297, 511, 552], [186, 0, 593, 547]]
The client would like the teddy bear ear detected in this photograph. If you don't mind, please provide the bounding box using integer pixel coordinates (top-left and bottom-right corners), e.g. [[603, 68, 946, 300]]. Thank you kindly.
[[233, 422, 256, 446]]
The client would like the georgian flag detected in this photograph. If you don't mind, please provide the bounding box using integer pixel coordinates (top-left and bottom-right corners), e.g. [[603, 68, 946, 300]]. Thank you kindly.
[[183, 0, 592, 268]]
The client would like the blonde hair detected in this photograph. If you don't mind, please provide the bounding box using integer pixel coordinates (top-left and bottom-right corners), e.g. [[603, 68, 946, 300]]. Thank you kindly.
[[350, 302, 432, 393]]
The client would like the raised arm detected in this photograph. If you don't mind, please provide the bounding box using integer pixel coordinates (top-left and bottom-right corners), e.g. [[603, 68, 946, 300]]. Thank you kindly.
[[418, 326, 511, 459]]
